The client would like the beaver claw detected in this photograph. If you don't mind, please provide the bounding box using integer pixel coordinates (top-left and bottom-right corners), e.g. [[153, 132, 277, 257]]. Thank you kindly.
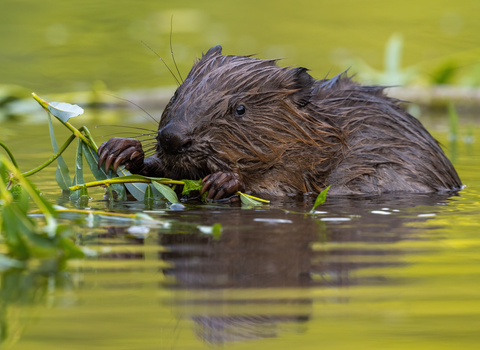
[[97, 137, 144, 173], [200, 172, 245, 201]]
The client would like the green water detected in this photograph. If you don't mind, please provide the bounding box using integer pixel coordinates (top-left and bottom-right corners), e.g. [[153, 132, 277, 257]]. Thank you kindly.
[[0, 115, 479, 349], [2, 0, 480, 93], [2, 1, 480, 348]]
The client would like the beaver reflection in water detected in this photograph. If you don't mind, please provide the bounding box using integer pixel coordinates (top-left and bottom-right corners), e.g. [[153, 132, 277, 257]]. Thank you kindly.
[[98, 45, 462, 200]]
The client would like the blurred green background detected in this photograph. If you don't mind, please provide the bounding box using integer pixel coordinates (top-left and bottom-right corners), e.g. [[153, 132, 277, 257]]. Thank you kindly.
[[2, 2, 480, 349], [1, 0, 480, 94]]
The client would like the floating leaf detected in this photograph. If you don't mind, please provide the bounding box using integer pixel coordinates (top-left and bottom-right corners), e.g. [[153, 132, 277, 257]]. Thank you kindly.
[[310, 185, 331, 213], [151, 181, 179, 204], [48, 102, 84, 123]]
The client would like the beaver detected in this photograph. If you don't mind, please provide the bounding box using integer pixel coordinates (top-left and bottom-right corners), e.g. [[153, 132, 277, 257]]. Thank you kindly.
[[98, 45, 462, 201]]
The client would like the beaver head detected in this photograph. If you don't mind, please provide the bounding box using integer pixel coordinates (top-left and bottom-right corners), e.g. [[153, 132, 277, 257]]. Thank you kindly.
[[155, 45, 342, 194]]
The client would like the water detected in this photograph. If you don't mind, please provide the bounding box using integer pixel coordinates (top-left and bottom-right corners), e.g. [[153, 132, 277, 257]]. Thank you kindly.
[[2, 1, 480, 93], [2, 0, 480, 348], [1, 115, 479, 349]]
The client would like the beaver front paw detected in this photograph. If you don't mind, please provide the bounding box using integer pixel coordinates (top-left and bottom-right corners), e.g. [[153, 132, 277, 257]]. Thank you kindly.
[[200, 172, 245, 201], [98, 137, 144, 173]]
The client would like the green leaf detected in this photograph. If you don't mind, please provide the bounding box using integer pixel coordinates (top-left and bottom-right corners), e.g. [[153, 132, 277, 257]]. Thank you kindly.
[[238, 192, 265, 206], [70, 139, 85, 200], [81, 142, 126, 200], [48, 101, 84, 123], [113, 169, 174, 202], [79, 185, 89, 207], [310, 185, 331, 213], [9, 184, 23, 200], [46, 113, 72, 190], [144, 184, 154, 208], [0, 161, 7, 184], [16, 185, 29, 213], [81, 142, 108, 181], [115, 168, 148, 201], [80, 184, 88, 197], [151, 181, 179, 204], [182, 179, 203, 196], [17, 176, 58, 237]]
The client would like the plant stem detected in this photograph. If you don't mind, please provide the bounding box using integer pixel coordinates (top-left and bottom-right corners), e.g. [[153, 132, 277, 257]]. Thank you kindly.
[[0, 141, 19, 169], [22, 134, 76, 177], [64, 121, 91, 146], [78, 126, 98, 152], [69, 178, 185, 191]]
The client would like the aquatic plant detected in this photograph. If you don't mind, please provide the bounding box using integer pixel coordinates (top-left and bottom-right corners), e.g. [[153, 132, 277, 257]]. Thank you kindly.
[[310, 186, 330, 214], [0, 155, 84, 261]]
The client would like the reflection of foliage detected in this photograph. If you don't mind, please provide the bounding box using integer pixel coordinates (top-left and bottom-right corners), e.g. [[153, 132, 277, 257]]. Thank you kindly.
[[0, 156, 84, 261], [0, 263, 74, 348]]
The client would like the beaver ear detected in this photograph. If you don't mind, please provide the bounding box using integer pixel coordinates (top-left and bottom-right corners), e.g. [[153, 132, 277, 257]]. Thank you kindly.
[[203, 45, 223, 58], [289, 67, 314, 107]]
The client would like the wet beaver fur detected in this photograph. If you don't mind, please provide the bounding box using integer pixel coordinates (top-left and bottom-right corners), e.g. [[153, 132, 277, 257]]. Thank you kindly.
[[98, 45, 462, 201]]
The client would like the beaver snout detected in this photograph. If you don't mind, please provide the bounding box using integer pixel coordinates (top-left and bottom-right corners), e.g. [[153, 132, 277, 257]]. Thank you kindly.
[[158, 124, 193, 155]]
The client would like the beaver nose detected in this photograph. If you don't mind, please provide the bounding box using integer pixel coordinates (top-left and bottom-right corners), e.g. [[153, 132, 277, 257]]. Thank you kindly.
[[158, 126, 193, 155]]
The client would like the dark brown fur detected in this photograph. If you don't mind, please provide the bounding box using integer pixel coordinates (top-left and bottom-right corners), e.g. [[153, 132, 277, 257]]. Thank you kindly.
[[99, 45, 462, 198]]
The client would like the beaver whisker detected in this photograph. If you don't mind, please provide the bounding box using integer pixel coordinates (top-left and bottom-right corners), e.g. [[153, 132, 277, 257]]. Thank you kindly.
[[96, 125, 157, 132], [138, 138, 157, 143], [102, 95, 159, 125]]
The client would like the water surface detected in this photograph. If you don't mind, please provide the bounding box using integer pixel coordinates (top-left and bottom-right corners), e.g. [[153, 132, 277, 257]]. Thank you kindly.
[[1, 115, 479, 349]]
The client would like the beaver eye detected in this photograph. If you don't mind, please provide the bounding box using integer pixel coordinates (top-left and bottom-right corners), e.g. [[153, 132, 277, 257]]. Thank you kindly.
[[235, 105, 246, 117]]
